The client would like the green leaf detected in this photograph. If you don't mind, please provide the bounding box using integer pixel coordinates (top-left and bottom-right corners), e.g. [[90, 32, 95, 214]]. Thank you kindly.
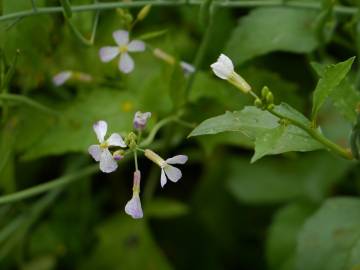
[[227, 153, 351, 204], [145, 198, 188, 219], [79, 215, 172, 270], [225, 7, 318, 65], [311, 57, 355, 119], [296, 197, 360, 270], [267, 203, 315, 270], [190, 104, 323, 161]]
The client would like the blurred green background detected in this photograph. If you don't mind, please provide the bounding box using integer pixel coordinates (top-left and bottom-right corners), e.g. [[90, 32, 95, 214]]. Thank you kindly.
[[1, 0, 360, 269]]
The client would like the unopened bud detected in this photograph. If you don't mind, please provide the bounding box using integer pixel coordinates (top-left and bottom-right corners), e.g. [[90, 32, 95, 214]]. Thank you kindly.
[[261, 86, 270, 99], [113, 150, 125, 161], [266, 92, 274, 105], [133, 111, 151, 131], [254, 98, 263, 108], [137, 5, 151, 21]]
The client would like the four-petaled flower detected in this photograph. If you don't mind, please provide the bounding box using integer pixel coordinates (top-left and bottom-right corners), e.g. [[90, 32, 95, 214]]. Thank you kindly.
[[88, 120, 126, 173], [210, 54, 251, 93], [144, 149, 188, 187], [99, 30, 145, 74], [133, 111, 151, 131], [125, 170, 143, 219]]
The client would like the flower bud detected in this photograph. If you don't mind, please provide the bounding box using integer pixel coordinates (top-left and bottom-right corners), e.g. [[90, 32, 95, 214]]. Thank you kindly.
[[133, 111, 151, 131], [112, 150, 125, 161], [125, 170, 143, 219], [266, 92, 274, 105], [261, 86, 270, 99], [137, 5, 151, 21], [254, 98, 263, 108]]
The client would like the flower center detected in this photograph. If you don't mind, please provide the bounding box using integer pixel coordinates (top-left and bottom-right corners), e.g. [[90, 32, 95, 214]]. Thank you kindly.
[[119, 45, 128, 54], [100, 142, 109, 149]]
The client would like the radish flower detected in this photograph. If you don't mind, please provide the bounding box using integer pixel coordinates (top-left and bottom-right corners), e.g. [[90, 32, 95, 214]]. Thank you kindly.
[[210, 54, 251, 93], [88, 120, 126, 173], [99, 30, 145, 74], [125, 170, 143, 219], [53, 70, 92, 86], [133, 111, 151, 131], [144, 149, 188, 187]]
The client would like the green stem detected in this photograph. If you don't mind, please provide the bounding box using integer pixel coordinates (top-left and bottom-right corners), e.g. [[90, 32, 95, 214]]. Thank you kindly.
[[0, 165, 98, 205], [0, 93, 62, 117], [140, 115, 178, 147], [0, 1, 357, 23], [267, 108, 353, 160], [134, 150, 139, 171]]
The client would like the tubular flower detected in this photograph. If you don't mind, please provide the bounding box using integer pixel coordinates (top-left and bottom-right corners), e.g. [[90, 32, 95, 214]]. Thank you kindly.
[[88, 120, 127, 173], [144, 149, 188, 187], [210, 54, 251, 93], [53, 71, 92, 86], [125, 170, 143, 219], [99, 30, 145, 74]]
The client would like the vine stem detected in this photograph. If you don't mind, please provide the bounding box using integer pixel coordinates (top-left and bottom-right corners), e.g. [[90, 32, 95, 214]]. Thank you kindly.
[[0, 165, 98, 205], [0, 0, 357, 23]]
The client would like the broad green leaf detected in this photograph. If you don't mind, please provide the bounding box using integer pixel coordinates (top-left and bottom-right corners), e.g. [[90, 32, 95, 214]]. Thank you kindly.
[[79, 215, 172, 270], [225, 7, 318, 65], [190, 104, 323, 161], [311, 57, 355, 119], [145, 198, 188, 218], [267, 203, 315, 270], [227, 153, 351, 204], [296, 197, 360, 270]]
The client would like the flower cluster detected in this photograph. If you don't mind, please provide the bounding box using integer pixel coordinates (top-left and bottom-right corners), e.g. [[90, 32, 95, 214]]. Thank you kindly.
[[88, 111, 188, 219]]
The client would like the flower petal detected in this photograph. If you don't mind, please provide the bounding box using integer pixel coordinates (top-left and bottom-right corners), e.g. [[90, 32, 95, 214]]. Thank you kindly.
[[99, 148, 118, 173], [218, 54, 234, 70], [88, 145, 101, 161], [125, 194, 143, 219], [93, 120, 107, 143], [128, 40, 145, 52], [164, 165, 182, 183], [107, 133, 126, 147], [160, 169, 167, 188], [99, 46, 119, 62], [166, 155, 188, 165], [53, 71, 72, 86], [180, 61, 195, 74], [119, 53, 134, 74], [113, 30, 129, 46]]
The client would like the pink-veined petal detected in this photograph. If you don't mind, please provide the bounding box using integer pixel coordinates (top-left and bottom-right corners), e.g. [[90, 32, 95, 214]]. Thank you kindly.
[[160, 169, 167, 188], [53, 71, 72, 86], [99, 148, 118, 173], [164, 165, 182, 183], [119, 53, 134, 74], [166, 155, 188, 165], [113, 30, 129, 46], [128, 40, 145, 52], [107, 133, 126, 147], [125, 194, 143, 219], [99, 46, 119, 62], [88, 145, 101, 161], [93, 120, 107, 143]]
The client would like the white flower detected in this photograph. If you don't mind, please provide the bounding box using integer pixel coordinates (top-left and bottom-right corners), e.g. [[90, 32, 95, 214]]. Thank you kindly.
[[210, 53, 251, 93], [180, 61, 195, 76], [53, 71, 72, 86], [53, 71, 93, 86], [210, 54, 234, 80], [88, 120, 126, 173], [125, 170, 143, 219], [133, 111, 151, 130], [144, 149, 188, 188], [99, 30, 145, 74]]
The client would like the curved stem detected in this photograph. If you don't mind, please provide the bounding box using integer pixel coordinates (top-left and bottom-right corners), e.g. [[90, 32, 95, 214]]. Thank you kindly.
[[267, 108, 353, 160], [0, 165, 98, 205]]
